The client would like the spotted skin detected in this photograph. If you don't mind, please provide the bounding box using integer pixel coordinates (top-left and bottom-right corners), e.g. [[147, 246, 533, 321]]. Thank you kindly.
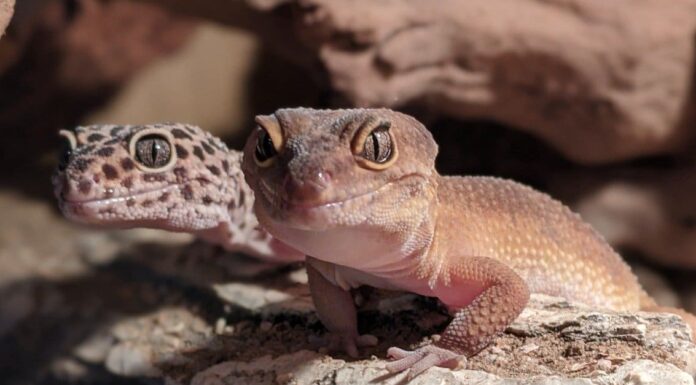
[[53, 123, 302, 262], [241, 108, 696, 379]]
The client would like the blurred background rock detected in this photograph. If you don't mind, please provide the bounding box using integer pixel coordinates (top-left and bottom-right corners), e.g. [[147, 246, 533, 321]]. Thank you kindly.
[[1, 0, 695, 383]]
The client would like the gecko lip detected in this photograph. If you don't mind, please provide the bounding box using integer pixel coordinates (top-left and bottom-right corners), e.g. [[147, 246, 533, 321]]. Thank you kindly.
[[60, 184, 179, 215]]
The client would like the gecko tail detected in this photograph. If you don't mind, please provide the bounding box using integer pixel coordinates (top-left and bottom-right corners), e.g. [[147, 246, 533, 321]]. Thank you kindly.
[[639, 291, 696, 342]]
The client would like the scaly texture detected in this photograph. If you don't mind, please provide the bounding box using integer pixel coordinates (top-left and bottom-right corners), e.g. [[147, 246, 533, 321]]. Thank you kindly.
[[52, 123, 302, 261], [241, 108, 695, 379]]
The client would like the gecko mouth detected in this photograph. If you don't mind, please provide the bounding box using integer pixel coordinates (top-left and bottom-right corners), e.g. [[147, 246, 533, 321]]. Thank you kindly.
[[59, 184, 180, 218], [258, 174, 427, 228]]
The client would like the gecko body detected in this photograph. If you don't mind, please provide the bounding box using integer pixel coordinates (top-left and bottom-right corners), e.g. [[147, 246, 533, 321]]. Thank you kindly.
[[53, 123, 302, 261], [241, 108, 695, 378]]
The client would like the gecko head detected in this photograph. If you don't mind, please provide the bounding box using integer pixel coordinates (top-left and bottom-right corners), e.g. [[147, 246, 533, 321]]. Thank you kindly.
[[52, 123, 239, 231], [242, 108, 439, 235]]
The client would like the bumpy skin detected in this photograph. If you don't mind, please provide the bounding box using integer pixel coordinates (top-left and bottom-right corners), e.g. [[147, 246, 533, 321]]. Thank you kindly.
[[52, 123, 302, 261], [241, 108, 693, 379]]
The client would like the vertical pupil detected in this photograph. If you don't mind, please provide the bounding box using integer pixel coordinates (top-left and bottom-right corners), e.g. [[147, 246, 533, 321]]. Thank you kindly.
[[256, 130, 276, 161], [263, 133, 274, 155], [371, 132, 380, 159], [152, 141, 160, 162]]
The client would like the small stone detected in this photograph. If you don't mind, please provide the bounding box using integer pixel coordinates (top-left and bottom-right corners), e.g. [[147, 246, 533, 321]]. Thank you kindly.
[[215, 318, 226, 335], [519, 343, 539, 354], [597, 359, 612, 371], [260, 321, 273, 332]]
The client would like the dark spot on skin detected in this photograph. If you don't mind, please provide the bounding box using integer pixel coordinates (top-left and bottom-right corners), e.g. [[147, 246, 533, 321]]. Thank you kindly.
[[93, 174, 100, 183], [175, 144, 189, 159], [104, 138, 121, 146], [102, 164, 119, 180], [182, 185, 194, 201], [202, 196, 213, 205], [122, 177, 133, 189], [78, 179, 91, 195], [221, 160, 229, 174], [173, 167, 187, 179], [207, 165, 220, 176], [171, 128, 193, 140], [87, 133, 105, 142], [121, 158, 135, 171], [143, 173, 166, 182], [158, 192, 170, 202], [95, 147, 115, 157], [185, 126, 197, 135], [193, 146, 205, 161], [196, 177, 210, 186], [142, 200, 154, 208], [74, 158, 93, 172], [110, 126, 124, 136], [208, 137, 222, 150], [80, 145, 96, 154], [98, 208, 115, 215], [200, 141, 215, 155], [127, 198, 136, 207]]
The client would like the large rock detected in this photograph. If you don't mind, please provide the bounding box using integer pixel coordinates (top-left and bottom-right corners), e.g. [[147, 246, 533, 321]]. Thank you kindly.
[[0, 0, 194, 163], [143, 0, 696, 164], [102, 273, 696, 385]]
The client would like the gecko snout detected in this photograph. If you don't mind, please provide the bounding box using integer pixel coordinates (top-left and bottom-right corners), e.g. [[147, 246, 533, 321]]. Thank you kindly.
[[283, 169, 332, 204]]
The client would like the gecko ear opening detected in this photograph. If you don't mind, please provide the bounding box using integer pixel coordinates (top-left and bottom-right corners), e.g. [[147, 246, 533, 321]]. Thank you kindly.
[[129, 127, 177, 172], [351, 121, 398, 170]]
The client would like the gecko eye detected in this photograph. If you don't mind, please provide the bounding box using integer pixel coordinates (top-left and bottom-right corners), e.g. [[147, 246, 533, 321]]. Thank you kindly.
[[57, 129, 77, 171], [129, 128, 177, 172], [135, 135, 171, 168], [254, 128, 278, 167], [57, 141, 72, 171], [352, 121, 398, 170]]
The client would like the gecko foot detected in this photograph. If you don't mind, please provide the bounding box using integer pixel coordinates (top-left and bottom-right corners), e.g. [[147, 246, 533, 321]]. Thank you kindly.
[[386, 345, 464, 379], [309, 333, 378, 358]]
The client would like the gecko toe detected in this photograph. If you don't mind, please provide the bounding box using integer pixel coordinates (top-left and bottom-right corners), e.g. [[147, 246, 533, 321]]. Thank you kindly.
[[385, 345, 464, 378]]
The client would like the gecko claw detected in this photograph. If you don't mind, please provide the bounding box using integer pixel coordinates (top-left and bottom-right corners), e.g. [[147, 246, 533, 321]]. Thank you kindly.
[[309, 333, 378, 358], [385, 345, 463, 379]]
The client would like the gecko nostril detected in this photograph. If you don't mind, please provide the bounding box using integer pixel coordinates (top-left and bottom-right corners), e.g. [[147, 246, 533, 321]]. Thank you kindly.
[[310, 170, 331, 190], [77, 179, 92, 195]]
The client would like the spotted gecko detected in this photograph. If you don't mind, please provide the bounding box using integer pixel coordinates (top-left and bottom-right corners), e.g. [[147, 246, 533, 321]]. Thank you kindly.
[[53, 123, 302, 261], [241, 108, 696, 379]]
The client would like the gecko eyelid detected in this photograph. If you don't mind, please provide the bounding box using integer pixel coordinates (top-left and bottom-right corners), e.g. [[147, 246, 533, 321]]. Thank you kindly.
[[129, 128, 177, 172]]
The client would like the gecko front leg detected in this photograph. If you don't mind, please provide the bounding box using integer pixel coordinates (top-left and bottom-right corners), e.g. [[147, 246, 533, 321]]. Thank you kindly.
[[386, 256, 530, 379], [306, 257, 378, 357]]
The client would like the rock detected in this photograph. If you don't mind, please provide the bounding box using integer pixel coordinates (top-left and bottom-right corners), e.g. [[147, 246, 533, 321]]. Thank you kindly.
[[103, 284, 696, 384], [550, 165, 696, 269], [0, 0, 195, 164], [190, 353, 694, 385], [145, 0, 696, 164], [0, 0, 12, 38]]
